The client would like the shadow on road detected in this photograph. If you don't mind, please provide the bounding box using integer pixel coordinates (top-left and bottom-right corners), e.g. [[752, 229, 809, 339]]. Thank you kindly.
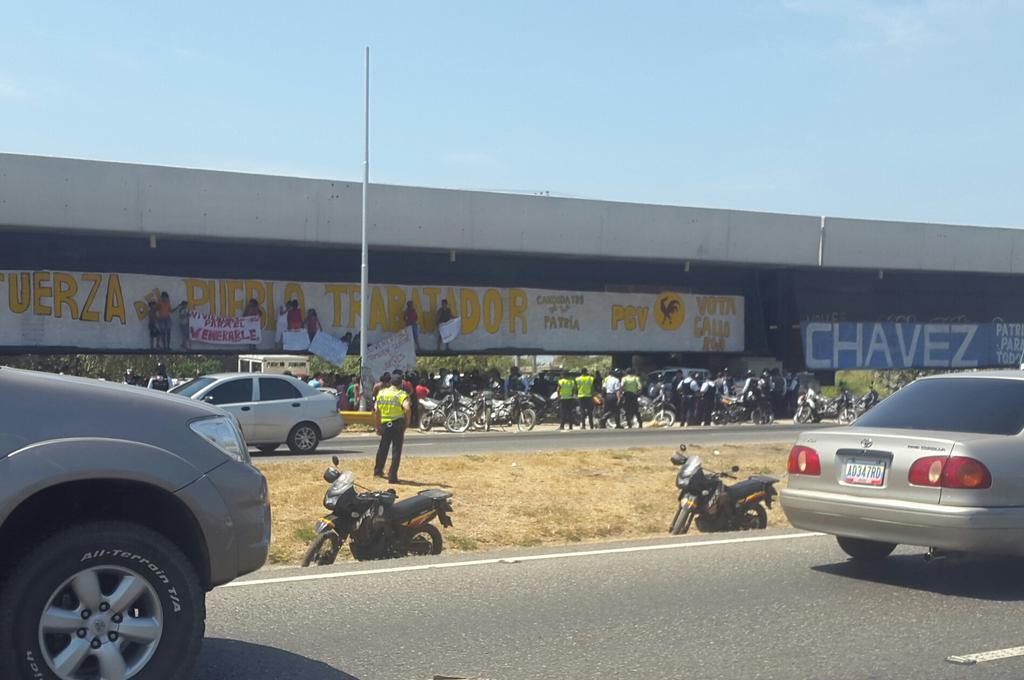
[[812, 554, 1024, 601], [196, 638, 361, 680]]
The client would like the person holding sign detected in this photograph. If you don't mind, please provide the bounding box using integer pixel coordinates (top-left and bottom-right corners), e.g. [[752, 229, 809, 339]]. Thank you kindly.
[[373, 372, 411, 483], [404, 301, 420, 351], [575, 368, 596, 430], [436, 299, 453, 351], [557, 370, 577, 431]]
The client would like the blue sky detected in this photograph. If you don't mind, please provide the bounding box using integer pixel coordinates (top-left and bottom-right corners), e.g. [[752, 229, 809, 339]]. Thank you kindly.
[[2, 1, 1021, 227]]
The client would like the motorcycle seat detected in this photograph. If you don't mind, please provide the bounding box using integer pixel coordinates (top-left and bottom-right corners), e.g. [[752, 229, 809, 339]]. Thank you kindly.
[[390, 494, 437, 521], [726, 479, 766, 500], [418, 489, 453, 500]]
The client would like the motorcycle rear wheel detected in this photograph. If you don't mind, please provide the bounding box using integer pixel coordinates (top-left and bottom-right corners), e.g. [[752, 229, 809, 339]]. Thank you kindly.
[[737, 505, 768, 530], [302, 530, 342, 567], [404, 524, 443, 556], [516, 408, 537, 432]]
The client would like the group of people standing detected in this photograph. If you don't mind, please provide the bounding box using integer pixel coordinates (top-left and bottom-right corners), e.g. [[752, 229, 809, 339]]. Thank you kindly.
[[403, 299, 455, 352], [554, 367, 645, 430], [146, 292, 190, 351], [648, 368, 802, 426]]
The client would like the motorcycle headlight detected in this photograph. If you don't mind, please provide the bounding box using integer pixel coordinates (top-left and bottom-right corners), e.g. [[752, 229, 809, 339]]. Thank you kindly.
[[324, 491, 339, 509], [189, 416, 250, 465]]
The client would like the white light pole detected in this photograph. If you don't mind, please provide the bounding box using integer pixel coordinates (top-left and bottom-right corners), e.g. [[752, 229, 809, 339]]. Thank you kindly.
[[359, 46, 370, 409]]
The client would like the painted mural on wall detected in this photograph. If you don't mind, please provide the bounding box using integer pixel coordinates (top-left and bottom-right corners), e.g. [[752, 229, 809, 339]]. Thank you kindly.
[[802, 321, 1024, 369], [0, 270, 745, 353]]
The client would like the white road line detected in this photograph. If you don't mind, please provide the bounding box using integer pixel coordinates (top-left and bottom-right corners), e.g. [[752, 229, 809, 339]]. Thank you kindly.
[[222, 531, 824, 589], [947, 646, 1024, 665]]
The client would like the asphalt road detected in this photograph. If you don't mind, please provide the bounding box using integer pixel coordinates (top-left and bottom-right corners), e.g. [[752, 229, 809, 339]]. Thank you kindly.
[[199, 530, 1024, 680], [255, 423, 815, 463]]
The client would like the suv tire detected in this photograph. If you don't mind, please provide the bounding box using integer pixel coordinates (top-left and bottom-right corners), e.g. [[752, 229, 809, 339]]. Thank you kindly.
[[0, 520, 204, 680]]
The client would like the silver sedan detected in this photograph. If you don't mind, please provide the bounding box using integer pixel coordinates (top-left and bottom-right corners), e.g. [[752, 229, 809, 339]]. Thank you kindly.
[[782, 371, 1024, 561], [171, 373, 344, 454]]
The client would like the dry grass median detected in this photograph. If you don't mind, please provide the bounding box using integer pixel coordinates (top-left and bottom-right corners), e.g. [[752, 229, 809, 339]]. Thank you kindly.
[[257, 443, 793, 565]]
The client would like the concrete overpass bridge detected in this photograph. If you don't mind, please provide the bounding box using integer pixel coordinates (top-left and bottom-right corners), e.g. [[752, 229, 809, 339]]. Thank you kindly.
[[1, 152, 1021, 371]]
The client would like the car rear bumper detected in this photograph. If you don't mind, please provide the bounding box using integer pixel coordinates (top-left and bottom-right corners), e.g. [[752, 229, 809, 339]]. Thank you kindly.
[[318, 414, 344, 440], [781, 488, 1024, 556]]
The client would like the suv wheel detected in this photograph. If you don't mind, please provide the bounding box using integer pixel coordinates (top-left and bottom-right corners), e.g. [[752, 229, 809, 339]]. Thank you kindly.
[[287, 422, 321, 453], [0, 521, 204, 680]]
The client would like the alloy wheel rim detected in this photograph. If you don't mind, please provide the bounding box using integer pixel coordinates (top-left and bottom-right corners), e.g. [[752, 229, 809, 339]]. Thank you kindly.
[[38, 565, 163, 680], [296, 427, 317, 450]]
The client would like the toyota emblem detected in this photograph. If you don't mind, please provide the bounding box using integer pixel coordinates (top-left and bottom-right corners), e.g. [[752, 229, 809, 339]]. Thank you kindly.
[[861, 438, 873, 449]]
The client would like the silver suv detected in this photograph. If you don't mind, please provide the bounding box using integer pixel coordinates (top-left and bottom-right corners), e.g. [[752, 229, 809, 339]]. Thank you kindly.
[[0, 367, 271, 680]]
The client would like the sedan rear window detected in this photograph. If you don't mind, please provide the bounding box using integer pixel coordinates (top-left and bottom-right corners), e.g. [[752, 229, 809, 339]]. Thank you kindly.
[[854, 377, 1024, 436], [259, 378, 302, 401]]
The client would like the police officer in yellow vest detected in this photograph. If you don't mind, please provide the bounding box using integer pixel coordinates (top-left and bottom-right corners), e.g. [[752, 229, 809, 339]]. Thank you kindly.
[[575, 368, 596, 429], [621, 367, 643, 429], [556, 370, 577, 431], [374, 372, 411, 483]]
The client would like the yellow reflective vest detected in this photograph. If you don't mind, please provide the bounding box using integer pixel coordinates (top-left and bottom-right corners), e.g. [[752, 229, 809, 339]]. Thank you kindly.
[[557, 377, 576, 400], [376, 386, 408, 422], [575, 374, 595, 398], [621, 375, 641, 394]]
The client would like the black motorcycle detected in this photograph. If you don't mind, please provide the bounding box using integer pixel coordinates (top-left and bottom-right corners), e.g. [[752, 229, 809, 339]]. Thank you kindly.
[[302, 456, 454, 566], [711, 391, 773, 426], [668, 444, 778, 535], [854, 388, 880, 417]]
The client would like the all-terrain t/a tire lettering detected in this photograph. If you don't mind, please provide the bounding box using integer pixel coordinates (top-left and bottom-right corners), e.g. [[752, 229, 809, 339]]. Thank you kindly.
[[0, 521, 204, 680]]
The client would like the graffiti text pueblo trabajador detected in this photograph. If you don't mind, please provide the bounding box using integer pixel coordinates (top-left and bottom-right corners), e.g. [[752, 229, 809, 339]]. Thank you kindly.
[[0, 270, 744, 353]]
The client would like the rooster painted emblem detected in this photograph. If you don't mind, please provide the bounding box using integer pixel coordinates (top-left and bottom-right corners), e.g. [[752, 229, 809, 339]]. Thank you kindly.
[[654, 292, 685, 331]]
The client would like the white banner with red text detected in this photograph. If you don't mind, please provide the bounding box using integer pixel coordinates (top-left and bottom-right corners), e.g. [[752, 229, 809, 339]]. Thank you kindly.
[[188, 311, 261, 345]]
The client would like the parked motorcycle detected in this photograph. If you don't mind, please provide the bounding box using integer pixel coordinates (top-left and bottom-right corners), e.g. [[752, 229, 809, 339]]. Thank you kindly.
[[793, 388, 855, 424], [668, 444, 778, 535], [489, 391, 538, 431], [711, 392, 773, 425], [302, 456, 454, 566], [445, 392, 489, 433], [417, 393, 455, 432], [649, 386, 677, 427]]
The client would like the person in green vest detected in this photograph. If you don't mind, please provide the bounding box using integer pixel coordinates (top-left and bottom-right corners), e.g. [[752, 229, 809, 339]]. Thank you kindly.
[[575, 368, 596, 429], [621, 367, 643, 428], [556, 370, 577, 431], [374, 372, 411, 483]]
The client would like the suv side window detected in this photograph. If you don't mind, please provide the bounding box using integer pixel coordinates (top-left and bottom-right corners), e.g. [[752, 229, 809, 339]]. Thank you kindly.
[[204, 379, 254, 405], [259, 378, 302, 401]]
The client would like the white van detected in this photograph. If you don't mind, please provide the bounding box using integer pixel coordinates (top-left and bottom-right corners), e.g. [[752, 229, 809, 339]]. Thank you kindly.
[[237, 354, 310, 376]]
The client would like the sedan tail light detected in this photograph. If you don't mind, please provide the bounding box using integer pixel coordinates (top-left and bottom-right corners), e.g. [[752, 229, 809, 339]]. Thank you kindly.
[[788, 445, 821, 476], [908, 456, 945, 487], [908, 456, 991, 489]]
